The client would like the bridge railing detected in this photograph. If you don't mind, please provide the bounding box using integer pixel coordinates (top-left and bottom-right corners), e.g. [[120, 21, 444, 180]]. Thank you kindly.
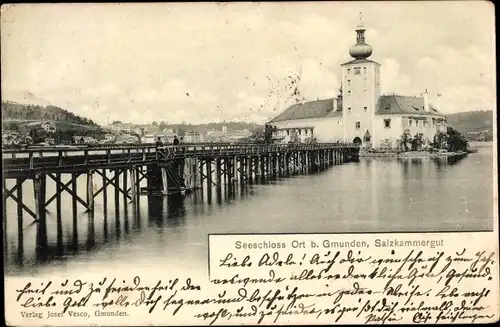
[[2, 142, 359, 172], [156, 142, 358, 158]]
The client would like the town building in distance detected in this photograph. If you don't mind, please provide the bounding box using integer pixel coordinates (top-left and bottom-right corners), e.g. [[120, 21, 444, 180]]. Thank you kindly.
[[269, 14, 447, 148]]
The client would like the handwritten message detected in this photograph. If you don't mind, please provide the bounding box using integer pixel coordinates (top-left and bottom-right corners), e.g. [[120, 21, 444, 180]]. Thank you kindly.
[[5, 233, 499, 325]]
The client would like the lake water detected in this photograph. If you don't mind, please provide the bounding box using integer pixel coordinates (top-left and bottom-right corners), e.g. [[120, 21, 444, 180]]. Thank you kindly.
[[3, 142, 494, 277]]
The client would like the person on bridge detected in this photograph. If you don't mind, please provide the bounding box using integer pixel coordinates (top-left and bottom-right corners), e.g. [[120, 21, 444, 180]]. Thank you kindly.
[[155, 137, 163, 147], [173, 135, 179, 146]]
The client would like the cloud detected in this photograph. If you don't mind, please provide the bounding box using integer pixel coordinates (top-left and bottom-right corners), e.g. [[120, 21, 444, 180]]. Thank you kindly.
[[380, 58, 412, 95], [1, 2, 494, 124]]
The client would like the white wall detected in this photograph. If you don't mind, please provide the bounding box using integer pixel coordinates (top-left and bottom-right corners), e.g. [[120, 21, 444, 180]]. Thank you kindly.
[[272, 116, 344, 142], [375, 114, 447, 148], [402, 115, 447, 142], [341, 61, 380, 144], [374, 115, 404, 148]]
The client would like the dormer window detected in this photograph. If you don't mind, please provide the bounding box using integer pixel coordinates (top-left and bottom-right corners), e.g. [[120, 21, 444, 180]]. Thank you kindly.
[[385, 104, 391, 110]]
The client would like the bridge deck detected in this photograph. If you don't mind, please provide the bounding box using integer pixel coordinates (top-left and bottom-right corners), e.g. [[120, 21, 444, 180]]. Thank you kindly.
[[2, 142, 358, 177]]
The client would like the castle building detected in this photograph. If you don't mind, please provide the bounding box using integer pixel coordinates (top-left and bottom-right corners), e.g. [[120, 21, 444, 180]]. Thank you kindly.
[[269, 14, 447, 148]]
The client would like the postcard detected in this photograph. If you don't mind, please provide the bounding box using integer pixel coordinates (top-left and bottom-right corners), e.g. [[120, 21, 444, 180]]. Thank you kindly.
[[2, 1, 498, 325]]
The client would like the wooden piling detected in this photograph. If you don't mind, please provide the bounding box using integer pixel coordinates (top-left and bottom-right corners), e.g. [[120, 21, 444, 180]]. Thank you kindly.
[[16, 178, 23, 258], [114, 170, 120, 215], [199, 159, 205, 190], [56, 173, 62, 251], [160, 168, 169, 194], [3, 178, 7, 257], [192, 158, 198, 189], [206, 159, 212, 187], [72, 172, 78, 248], [247, 157, 253, 184], [122, 168, 128, 205], [33, 174, 47, 257], [259, 156, 263, 180], [130, 166, 137, 206], [240, 157, 245, 183], [102, 168, 108, 210], [87, 170, 94, 213], [215, 158, 221, 187]]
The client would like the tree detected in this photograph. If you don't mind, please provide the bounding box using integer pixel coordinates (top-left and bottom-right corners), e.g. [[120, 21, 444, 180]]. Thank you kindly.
[[247, 128, 266, 143], [177, 126, 186, 137], [29, 127, 47, 144], [411, 133, 424, 151], [431, 131, 448, 150], [446, 127, 468, 152], [264, 124, 275, 144], [397, 130, 412, 152], [289, 130, 300, 143], [152, 121, 158, 126], [305, 136, 317, 144], [159, 121, 168, 130]]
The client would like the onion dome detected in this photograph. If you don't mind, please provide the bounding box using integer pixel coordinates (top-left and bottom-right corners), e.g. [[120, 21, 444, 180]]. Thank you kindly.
[[349, 12, 373, 60]]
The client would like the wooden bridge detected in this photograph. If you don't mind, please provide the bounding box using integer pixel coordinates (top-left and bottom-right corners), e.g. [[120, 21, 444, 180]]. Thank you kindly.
[[2, 142, 359, 260]]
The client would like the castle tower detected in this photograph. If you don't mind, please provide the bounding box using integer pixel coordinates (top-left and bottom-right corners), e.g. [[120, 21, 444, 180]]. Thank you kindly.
[[341, 12, 381, 146]]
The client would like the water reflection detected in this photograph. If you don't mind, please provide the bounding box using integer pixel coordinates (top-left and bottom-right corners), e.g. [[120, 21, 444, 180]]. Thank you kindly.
[[3, 149, 492, 275]]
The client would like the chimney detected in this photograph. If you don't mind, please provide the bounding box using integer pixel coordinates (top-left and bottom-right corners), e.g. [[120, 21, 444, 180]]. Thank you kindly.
[[423, 89, 429, 112]]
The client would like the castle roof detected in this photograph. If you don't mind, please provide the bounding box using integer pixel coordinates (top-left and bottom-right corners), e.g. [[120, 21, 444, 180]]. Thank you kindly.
[[269, 98, 342, 123], [340, 58, 381, 66], [376, 94, 445, 117], [268, 94, 445, 124]]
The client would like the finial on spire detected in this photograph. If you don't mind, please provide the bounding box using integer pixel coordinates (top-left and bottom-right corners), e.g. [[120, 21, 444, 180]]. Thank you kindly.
[[356, 11, 364, 29]]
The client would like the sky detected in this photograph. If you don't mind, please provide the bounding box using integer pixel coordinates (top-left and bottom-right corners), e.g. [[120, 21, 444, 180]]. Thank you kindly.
[[1, 1, 496, 125]]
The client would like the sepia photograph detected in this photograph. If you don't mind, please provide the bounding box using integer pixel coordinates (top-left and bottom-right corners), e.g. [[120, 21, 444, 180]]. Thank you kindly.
[[2, 1, 498, 325]]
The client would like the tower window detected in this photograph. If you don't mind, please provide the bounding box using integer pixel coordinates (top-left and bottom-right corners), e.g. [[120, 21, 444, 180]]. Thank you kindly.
[[355, 122, 361, 129], [298, 129, 302, 135], [354, 67, 361, 75], [348, 90, 351, 96], [384, 119, 391, 128], [416, 120, 419, 127], [347, 79, 351, 85], [364, 106, 367, 112], [347, 68, 351, 74], [348, 107, 352, 113], [409, 119, 412, 127]]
